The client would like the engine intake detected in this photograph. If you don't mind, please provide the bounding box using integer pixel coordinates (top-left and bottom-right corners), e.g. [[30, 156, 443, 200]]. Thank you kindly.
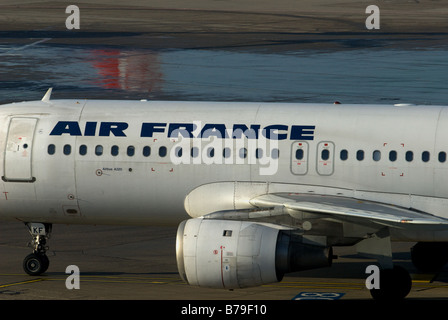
[[176, 218, 332, 289]]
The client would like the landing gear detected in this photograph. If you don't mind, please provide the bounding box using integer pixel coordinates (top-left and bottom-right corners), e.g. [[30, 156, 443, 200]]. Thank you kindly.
[[369, 265, 412, 301], [23, 223, 52, 276], [356, 227, 412, 300], [411, 242, 448, 272]]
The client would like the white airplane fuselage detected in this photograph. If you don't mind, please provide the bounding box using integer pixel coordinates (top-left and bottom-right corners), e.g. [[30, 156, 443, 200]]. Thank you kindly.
[[1, 98, 448, 243]]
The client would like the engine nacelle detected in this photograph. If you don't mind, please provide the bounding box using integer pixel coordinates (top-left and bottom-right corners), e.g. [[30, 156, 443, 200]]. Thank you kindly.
[[176, 218, 332, 289]]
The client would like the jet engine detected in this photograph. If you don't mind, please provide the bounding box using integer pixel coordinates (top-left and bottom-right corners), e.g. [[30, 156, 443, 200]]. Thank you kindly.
[[176, 218, 333, 289]]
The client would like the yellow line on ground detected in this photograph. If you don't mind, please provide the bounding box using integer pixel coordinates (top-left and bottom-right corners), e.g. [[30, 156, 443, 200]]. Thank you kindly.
[[0, 278, 45, 288], [412, 274, 435, 282], [39, 276, 180, 285], [263, 281, 366, 290], [48, 278, 170, 284]]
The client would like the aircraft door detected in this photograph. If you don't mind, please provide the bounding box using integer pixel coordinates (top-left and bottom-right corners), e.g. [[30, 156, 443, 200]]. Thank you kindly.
[[291, 141, 309, 175], [317, 141, 335, 176], [3, 117, 38, 182]]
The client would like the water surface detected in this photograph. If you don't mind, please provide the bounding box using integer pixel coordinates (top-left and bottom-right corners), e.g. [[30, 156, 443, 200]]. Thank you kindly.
[[1, 43, 447, 105]]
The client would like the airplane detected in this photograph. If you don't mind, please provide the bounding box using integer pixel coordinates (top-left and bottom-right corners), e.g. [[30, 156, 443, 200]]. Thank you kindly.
[[1, 88, 448, 300]]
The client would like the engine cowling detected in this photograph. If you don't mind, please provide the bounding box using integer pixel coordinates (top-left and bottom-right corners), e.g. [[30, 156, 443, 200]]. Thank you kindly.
[[176, 218, 332, 289]]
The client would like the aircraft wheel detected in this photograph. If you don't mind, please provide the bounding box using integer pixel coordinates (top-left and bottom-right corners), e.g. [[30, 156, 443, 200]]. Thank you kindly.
[[23, 253, 49, 276], [370, 265, 412, 301]]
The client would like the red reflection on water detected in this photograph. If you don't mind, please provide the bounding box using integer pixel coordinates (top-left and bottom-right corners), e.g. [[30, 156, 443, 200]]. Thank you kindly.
[[90, 49, 163, 93]]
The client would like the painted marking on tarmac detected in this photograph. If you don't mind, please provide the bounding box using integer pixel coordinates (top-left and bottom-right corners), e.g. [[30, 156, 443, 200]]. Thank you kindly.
[[293, 292, 345, 300], [0, 278, 45, 288], [263, 280, 365, 291], [0, 273, 181, 286]]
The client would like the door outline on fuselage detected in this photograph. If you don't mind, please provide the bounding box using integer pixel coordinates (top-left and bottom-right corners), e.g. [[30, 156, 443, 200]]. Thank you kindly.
[[316, 141, 335, 176], [290, 141, 309, 175], [2, 117, 38, 183]]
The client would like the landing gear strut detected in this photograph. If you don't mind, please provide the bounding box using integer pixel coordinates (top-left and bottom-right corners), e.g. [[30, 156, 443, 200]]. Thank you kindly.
[[23, 223, 52, 276], [411, 242, 448, 272]]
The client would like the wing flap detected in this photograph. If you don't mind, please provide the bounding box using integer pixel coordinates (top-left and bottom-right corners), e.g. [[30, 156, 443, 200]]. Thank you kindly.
[[250, 193, 448, 229]]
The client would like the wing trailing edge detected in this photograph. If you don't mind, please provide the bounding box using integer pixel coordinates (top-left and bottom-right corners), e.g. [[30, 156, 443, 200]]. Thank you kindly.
[[250, 193, 448, 229]]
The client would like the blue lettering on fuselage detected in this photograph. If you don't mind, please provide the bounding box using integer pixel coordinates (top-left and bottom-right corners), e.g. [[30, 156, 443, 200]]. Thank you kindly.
[[50, 121, 315, 140], [50, 121, 128, 137]]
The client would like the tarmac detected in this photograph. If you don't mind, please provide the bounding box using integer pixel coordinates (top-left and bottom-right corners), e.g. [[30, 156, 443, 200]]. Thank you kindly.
[[1, 0, 448, 51], [0, 221, 447, 302], [1, 0, 448, 307]]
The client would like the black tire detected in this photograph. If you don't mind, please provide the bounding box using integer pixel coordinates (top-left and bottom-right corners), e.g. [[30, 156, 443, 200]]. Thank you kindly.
[[41, 254, 50, 272], [370, 265, 412, 301], [23, 253, 49, 276]]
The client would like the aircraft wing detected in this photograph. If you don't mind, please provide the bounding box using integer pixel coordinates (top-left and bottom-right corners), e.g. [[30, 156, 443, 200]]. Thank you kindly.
[[249, 193, 448, 230]]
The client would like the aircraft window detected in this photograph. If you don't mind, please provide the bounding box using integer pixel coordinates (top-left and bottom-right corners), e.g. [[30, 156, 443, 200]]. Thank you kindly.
[[223, 147, 231, 158], [389, 150, 397, 162], [223, 230, 233, 237], [372, 150, 381, 161], [256, 148, 263, 159], [405, 151, 413, 162], [191, 147, 199, 158], [143, 146, 151, 157], [321, 149, 330, 161], [340, 149, 348, 161], [48, 144, 56, 155], [79, 145, 87, 156], [127, 146, 135, 157], [422, 151, 430, 162], [271, 148, 279, 159], [175, 147, 182, 157], [439, 151, 446, 163], [207, 147, 215, 158], [111, 145, 119, 156], [356, 150, 364, 161], [295, 149, 304, 160], [159, 146, 167, 157], [239, 148, 247, 159], [63, 144, 71, 155], [95, 145, 103, 156]]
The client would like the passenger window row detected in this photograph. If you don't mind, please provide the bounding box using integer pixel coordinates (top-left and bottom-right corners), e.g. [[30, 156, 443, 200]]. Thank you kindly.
[[48, 144, 169, 157], [338, 149, 445, 163], [294, 148, 446, 163], [47, 144, 280, 160]]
